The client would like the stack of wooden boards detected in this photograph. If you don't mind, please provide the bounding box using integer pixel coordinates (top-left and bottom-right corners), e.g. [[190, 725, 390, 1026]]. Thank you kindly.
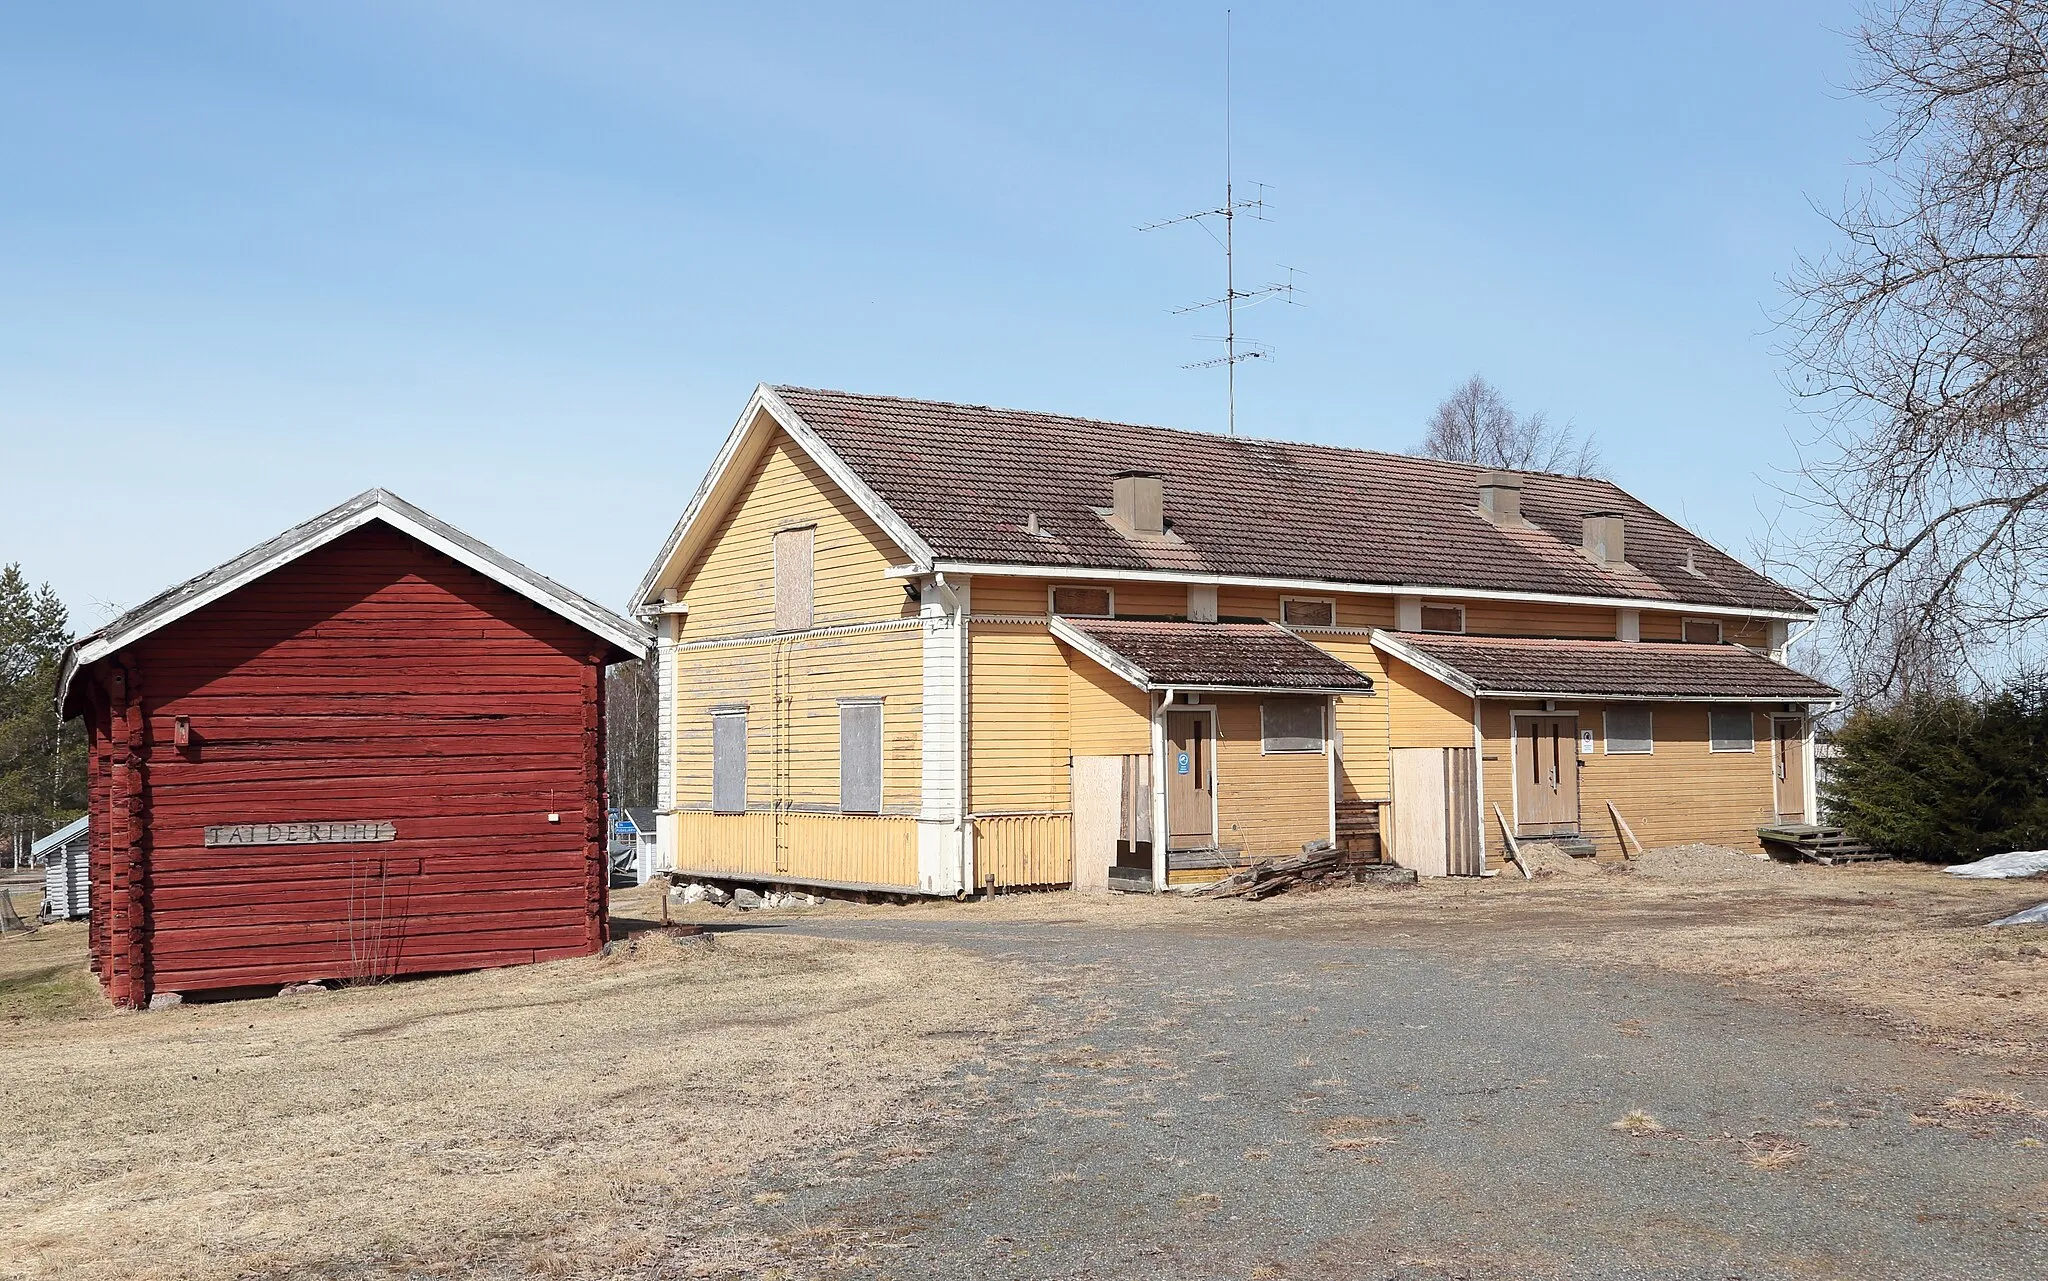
[[1200, 840, 1418, 900], [1757, 824, 1888, 865]]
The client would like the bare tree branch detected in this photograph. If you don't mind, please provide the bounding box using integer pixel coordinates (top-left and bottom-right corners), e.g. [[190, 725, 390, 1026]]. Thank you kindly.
[[1784, 0, 2048, 704]]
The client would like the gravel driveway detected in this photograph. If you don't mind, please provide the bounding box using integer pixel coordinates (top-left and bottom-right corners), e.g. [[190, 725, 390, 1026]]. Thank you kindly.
[[714, 912, 2046, 1281]]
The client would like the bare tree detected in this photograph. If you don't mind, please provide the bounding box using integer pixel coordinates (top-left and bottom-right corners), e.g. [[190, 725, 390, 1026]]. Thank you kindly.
[[1785, 0, 2048, 701], [1415, 375, 1605, 476], [605, 658, 658, 809]]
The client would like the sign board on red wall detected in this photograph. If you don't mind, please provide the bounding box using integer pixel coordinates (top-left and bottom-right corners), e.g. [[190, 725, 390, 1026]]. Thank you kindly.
[[204, 821, 398, 847]]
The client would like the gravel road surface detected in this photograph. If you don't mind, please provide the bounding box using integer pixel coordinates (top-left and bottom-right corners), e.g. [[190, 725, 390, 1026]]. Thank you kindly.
[[713, 913, 2046, 1280]]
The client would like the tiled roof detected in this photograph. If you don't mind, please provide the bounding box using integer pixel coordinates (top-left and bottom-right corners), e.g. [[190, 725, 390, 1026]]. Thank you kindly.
[[1377, 632, 1840, 701], [772, 386, 1812, 615], [1057, 618, 1376, 692]]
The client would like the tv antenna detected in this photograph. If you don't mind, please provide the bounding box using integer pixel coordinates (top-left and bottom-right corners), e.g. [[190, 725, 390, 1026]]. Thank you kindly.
[[1140, 8, 1298, 435]]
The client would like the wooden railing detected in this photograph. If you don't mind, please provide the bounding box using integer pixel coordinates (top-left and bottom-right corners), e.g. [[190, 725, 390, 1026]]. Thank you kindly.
[[671, 811, 920, 891], [973, 812, 1074, 889]]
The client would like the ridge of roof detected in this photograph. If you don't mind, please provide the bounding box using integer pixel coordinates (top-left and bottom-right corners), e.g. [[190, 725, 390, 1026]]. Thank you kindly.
[[769, 384, 1623, 487], [60, 489, 649, 712], [766, 385, 1812, 617]]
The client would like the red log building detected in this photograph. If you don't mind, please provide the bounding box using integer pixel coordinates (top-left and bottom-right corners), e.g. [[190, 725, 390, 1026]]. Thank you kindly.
[[59, 490, 648, 1007]]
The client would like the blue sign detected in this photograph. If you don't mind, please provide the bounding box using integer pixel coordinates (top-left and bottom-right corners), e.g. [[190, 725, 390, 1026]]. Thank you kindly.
[[1177, 751, 1190, 775], [613, 821, 635, 833]]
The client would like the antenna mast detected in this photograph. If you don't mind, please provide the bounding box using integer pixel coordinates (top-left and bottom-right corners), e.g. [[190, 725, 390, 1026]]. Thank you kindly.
[[1140, 9, 1297, 435]]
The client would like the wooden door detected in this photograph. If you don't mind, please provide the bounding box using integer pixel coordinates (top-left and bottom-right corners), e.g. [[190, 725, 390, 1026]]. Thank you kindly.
[[1773, 717, 1807, 820], [1165, 711, 1214, 851], [1515, 715, 1580, 836], [1390, 748, 1449, 876]]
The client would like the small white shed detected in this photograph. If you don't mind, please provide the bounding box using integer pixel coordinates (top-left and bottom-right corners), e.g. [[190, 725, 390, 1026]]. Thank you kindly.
[[34, 816, 89, 922]]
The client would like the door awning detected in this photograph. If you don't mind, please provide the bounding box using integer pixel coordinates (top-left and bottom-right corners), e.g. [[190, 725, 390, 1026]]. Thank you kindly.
[[1050, 618, 1376, 695], [1370, 630, 1839, 703]]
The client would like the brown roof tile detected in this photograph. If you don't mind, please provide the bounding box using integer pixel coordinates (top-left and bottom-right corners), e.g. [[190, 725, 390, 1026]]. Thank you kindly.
[[1379, 631, 1839, 701], [1057, 618, 1375, 692], [773, 386, 1812, 615]]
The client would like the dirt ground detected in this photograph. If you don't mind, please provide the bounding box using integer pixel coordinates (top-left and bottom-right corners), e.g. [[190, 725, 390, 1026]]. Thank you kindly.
[[0, 916, 1029, 1281], [1, 852, 2042, 1279]]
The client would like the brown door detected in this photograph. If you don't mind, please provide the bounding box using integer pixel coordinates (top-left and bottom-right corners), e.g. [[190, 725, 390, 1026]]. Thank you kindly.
[[1165, 711, 1215, 851], [1773, 717, 1807, 820], [1515, 715, 1580, 836]]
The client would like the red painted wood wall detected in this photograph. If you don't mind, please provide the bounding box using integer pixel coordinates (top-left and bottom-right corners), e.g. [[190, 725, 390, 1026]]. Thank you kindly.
[[74, 523, 617, 1006]]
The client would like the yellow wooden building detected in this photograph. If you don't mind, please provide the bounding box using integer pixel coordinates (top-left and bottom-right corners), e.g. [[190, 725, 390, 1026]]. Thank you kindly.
[[632, 386, 1837, 894]]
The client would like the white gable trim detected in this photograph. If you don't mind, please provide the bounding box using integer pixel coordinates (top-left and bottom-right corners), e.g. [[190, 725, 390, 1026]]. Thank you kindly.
[[1048, 616, 1155, 691], [1368, 630, 1481, 696], [631, 384, 937, 610], [61, 491, 647, 708]]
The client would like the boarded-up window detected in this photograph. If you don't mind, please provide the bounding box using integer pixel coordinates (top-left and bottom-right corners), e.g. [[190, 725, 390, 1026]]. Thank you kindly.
[[1681, 617, 1722, 644], [774, 527, 814, 631], [1261, 698, 1325, 754], [1604, 707, 1653, 754], [839, 700, 883, 813], [1050, 585, 1112, 617], [711, 710, 747, 813], [1420, 603, 1465, 634], [1280, 597, 1335, 627], [1709, 706, 1755, 752]]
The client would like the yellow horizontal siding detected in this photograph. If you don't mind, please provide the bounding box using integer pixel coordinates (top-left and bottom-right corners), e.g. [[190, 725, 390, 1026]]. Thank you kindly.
[[1214, 695, 1330, 858], [1460, 601, 1617, 638], [969, 622, 1070, 811], [1066, 652, 1152, 755], [1298, 632, 1390, 802], [675, 430, 912, 641], [1478, 701, 1780, 860], [672, 628, 923, 813], [672, 811, 920, 889], [1384, 657, 1475, 749], [976, 813, 1074, 887]]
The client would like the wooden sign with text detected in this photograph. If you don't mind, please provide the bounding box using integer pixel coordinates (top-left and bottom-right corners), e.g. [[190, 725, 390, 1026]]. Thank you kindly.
[[204, 821, 398, 848]]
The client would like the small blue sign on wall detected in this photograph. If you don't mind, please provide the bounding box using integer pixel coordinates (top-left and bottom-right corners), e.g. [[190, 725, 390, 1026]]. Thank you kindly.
[[1177, 751, 1191, 775]]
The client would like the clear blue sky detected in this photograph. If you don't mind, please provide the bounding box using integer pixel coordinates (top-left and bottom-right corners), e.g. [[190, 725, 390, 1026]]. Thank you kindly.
[[1, 2, 1875, 627]]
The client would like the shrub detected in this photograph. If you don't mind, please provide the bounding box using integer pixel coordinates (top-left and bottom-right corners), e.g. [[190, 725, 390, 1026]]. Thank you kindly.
[[1826, 680, 2048, 861]]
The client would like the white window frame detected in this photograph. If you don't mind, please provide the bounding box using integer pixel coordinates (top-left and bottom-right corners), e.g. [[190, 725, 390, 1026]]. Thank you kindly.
[[1419, 602, 1466, 634], [1279, 595, 1337, 628], [1259, 698, 1327, 756], [1602, 706, 1654, 755], [1708, 705, 1757, 754], [1681, 616, 1723, 644], [1048, 583, 1114, 617]]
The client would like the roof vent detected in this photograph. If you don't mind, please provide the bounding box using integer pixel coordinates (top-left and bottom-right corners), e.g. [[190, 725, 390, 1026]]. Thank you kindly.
[[1682, 547, 1705, 577], [1112, 470, 1164, 538], [1023, 511, 1051, 539], [1583, 511, 1626, 567], [1476, 471, 1523, 525]]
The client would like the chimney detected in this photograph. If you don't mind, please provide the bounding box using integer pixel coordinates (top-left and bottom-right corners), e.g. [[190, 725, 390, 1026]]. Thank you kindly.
[[1113, 470, 1164, 537], [1583, 511, 1626, 566], [1476, 471, 1522, 524]]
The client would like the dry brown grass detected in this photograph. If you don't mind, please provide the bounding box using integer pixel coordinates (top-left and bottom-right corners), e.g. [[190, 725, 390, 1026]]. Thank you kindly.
[[0, 922, 1026, 1280], [1608, 1109, 1667, 1136]]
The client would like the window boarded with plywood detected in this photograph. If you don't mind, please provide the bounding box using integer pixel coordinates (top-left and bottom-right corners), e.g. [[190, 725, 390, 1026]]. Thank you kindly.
[[712, 711, 747, 813], [839, 700, 883, 813], [774, 526, 814, 632]]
